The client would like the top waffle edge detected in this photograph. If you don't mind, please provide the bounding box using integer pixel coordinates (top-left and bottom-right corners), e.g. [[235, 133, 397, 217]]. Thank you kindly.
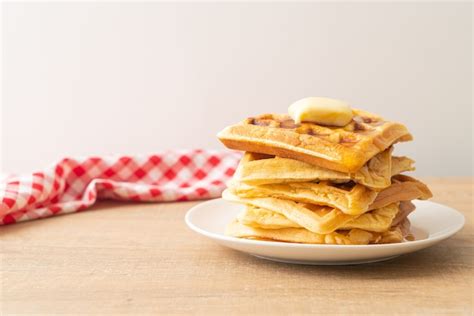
[[244, 110, 389, 145], [218, 108, 412, 173]]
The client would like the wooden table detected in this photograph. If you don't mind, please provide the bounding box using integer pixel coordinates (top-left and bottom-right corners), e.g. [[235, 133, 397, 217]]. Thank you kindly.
[[1, 178, 472, 315]]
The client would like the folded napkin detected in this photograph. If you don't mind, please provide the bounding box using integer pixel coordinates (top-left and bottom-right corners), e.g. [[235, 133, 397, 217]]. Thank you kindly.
[[0, 150, 241, 225]]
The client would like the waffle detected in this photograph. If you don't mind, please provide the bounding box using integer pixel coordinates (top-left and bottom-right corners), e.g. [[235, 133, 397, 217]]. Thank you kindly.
[[235, 149, 414, 190], [218, 109, 412, 173], [369, 175, 432, 210], [229, 174, 431, 215], [223, 189, 400, 234], [238, 202, 400, 233], [238, 205, 300, 229], [230, 181, 377, 216], [223, 189, 354, 234], [226, 219, 408, 245], [392, 201, 415, 226]]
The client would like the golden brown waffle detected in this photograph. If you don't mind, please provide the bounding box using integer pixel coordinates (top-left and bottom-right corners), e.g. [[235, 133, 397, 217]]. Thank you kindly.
[[223, 190, 399, 234], [226, 220, 405, 245], [391, 156, 416, 178], [398, 218, 413, 241], [392, 201, 415, 226], [223, 189, 354, 234], [369, 175, 432, 210], [234, 149, 414, 190], [230, 174, 431, 216], [339, 203, 399, 232], [238, 205, 300, 229], [230, 181, 377, 216], [238, 203, 399, 233], [218, 109, 412, 173]]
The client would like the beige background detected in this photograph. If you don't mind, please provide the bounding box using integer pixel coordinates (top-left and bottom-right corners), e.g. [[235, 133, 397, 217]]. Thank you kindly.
[[1, 2, 472, 175]]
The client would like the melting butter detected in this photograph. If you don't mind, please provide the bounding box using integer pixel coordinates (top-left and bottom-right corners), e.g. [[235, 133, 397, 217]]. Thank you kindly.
[[288, 97, 353, 127]]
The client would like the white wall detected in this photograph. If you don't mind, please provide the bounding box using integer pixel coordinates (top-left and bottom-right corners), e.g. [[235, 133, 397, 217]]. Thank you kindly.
[[2, 2, 472, 176]]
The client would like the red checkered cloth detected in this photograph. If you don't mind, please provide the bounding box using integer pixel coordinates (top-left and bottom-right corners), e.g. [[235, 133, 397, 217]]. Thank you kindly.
[[0, 150, 241, 225]]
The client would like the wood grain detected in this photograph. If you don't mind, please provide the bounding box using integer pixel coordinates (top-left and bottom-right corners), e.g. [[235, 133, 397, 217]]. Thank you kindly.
[[0, 177, 472, 315]]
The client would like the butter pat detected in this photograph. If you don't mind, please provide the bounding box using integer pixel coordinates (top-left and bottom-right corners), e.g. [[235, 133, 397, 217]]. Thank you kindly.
[[288, 97, 353, 127]]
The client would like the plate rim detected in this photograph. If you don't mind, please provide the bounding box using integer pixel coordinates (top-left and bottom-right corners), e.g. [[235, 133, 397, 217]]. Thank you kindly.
[[185, 198, 465, 250]]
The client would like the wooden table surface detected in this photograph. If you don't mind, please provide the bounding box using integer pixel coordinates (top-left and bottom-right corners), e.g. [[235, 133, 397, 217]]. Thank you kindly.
[[1, 177, 472, 315]]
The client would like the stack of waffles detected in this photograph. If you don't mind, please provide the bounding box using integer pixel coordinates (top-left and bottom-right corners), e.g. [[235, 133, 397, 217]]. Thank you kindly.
[[217, 109, 432, 245]]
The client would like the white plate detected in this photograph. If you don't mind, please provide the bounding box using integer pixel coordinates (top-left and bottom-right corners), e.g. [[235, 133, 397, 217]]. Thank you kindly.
[[185, 198, 465, 265]]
